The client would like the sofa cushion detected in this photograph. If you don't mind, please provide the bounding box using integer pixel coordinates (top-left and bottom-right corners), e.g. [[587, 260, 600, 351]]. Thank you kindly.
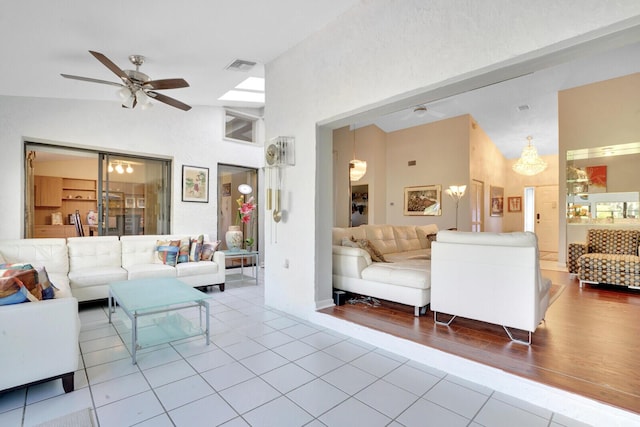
[[362, 225, 398, 254], [385, 249, 431, 263], [416, 224, 439, 249], [177, 237, 191, 263], [332, 227, 366, 246], [393, 226, 422, 252], [126, 263, 177, 280], [157, 246, 179, 266], [351, 237, 387, 262], [189, 235, 204, 262], [579, 253, 640, 274], [200, 240, 220, 261], [361, 260, 430, 290], [154, 239, 180, 264], [176, 260, 219, 278], [587, 229, 640, 255], [69, 266, 128, 288]]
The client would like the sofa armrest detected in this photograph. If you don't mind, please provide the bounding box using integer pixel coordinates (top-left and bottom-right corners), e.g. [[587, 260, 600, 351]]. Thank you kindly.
[[0, 297, 80, 391], [332, 245, 372, 279], [212, 250, 226, 269], [567, 243, 588, 274]]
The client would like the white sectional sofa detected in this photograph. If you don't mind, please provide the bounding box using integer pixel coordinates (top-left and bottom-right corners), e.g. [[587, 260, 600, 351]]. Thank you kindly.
[[0, 238, 80, 393], [0, 233, 225, 393], [68, 234, 226, 301], [332, 224, 438, 316], [431, 230, 551, 344]]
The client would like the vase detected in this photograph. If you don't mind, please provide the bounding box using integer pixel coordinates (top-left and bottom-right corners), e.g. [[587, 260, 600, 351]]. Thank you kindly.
[[225, 225, 243, 251]]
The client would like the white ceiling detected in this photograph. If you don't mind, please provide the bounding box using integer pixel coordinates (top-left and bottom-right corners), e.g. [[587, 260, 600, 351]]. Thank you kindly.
[[370, 41, 640, 159], [2, 2, 639, 159], [0, 1, 359, 109]]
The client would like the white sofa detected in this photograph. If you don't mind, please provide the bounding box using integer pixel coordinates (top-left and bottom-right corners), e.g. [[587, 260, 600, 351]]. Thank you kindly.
[[332, 224, 438, 316], [0, 238, 80, 393], [0, 233, 225, 393], [68, 234, 226, 302], [431, 230, 551, 344]]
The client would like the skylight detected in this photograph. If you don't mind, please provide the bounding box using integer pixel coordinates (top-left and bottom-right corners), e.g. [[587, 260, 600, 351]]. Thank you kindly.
[[218, 77, 265, 104]]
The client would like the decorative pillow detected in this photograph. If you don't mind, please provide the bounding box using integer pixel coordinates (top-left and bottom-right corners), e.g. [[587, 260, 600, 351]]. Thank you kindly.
[[200, 240, 221, 261], [156, 246, 179, 266], [33, 265, 56, 300], [341, 237, 360, 248], [350, 236, 388, 262], [426, 233, 437, 248], [0, 264, 41, 305], [189, 235, 205, 262], [154, 239, 180, 264], [177, 237, 191, 263]]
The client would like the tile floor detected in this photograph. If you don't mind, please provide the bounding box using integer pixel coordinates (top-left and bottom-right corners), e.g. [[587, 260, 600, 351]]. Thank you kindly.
[[0, 270, 589, 427]]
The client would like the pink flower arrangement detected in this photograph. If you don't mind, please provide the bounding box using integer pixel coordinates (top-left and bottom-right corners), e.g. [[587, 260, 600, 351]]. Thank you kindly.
[[236, 196, 256, 226]]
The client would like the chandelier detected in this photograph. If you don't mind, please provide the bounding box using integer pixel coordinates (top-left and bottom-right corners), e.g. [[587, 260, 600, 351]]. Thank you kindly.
[[512, 136, 547, 176], [349, 126, 367, 181]]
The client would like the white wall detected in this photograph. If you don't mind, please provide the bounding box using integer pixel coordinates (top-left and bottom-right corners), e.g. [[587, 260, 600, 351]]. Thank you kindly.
[[263, 1, 640, 314], [0, 96, 264, 239]]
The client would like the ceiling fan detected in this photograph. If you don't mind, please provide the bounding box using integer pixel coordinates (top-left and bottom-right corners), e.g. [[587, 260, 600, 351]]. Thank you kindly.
[[61, 50, 191, 111]]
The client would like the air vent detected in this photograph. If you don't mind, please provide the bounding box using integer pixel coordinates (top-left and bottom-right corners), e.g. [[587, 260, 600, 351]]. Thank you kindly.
[[517, 104, 530, 112], [408, 160, 417, 166], [225, 59, 257, 72]]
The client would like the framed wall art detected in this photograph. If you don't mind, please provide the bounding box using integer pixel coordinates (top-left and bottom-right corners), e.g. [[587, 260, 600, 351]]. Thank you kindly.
[[404, 184, 441, 216], [507, 196, 522, 213], [125, 197, 135, 208], [182, 165, 209, 203], [490, 185, 504, 216]]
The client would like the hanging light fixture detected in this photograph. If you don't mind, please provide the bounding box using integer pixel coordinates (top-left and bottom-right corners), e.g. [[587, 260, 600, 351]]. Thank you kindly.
[[115, 162, 124, 174], [349, 125, 367, 181], [126, 163, 134, 173], [512, 136, 547, 176]]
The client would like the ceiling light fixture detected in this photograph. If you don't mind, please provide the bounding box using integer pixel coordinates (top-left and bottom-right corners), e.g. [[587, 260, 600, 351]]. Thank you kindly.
[[349, 126, 367, 182], [115, 163, 124, 174], [414, 105, 428, 118], [126, 163, 133, 173], [512, 136, 547, 176]]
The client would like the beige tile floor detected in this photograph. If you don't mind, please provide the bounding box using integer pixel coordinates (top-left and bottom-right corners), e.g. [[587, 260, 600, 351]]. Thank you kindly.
[[0, 268, 587, 427]]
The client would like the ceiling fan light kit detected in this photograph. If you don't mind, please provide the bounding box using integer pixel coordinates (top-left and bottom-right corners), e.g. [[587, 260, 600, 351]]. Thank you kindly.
[[512, 136, 548, 176], [61, 50, 192, 111]]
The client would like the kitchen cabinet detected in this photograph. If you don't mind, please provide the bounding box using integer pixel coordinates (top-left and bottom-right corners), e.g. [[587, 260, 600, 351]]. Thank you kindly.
[[34, 176, 63, 207]]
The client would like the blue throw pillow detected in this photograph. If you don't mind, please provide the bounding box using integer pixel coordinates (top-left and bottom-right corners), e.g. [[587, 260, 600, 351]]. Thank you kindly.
[[156, 246, 179, 267]]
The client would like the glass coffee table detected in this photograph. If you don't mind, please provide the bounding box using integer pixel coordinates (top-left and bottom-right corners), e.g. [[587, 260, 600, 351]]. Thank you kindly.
[[108, 277, 212, 364]]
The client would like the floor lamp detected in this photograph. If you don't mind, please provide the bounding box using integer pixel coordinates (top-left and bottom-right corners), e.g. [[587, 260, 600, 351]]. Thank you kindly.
[[446, 185, 466, 230]]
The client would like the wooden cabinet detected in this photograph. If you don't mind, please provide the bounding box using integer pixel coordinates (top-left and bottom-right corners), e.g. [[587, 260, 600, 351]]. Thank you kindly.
[[35, 176, 63, 207], [33, 225, 89, 238]]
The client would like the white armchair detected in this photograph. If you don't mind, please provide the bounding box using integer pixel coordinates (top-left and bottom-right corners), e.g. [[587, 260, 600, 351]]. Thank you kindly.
[[431, 231, 551, 344]]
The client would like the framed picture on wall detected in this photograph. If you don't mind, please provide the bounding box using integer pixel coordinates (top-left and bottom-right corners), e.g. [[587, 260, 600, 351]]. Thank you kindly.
[[507, 196, 522, 212], [404, 184, 442, 216], [125, 197, 135, 208], [490, 186, 504, 216], [182, 165, 209, 203]]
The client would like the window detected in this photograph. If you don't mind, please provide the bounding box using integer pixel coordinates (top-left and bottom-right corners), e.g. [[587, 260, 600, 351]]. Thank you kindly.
[[224, 110, 259, 143]]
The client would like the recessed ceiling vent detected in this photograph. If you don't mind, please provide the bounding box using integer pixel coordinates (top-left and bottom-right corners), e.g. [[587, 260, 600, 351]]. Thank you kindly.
[[225, 59, 257, 72], [517, 104, 530, 112]]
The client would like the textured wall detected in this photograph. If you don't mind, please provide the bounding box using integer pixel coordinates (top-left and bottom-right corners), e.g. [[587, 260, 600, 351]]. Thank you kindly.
[[264, 0, 640, 315]]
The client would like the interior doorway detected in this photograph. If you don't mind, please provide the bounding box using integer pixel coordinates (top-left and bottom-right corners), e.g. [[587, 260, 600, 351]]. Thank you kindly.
[[471, 179, 484, 232], [217, 164, 258, 254], [534, 185, 559, 253]]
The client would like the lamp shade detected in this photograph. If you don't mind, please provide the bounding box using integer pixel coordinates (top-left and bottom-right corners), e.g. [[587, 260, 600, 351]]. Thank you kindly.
[[349, 159, 367, 181]]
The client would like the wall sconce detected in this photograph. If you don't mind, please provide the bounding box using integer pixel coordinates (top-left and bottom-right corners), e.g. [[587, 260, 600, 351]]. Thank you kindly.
[[445, 185, 466, 229]]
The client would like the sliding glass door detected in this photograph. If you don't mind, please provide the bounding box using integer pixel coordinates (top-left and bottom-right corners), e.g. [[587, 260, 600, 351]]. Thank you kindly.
[[25, 142, 171, 237]]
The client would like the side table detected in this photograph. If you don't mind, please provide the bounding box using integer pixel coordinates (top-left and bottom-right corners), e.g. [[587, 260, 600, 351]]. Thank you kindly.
[[221, 249, 259, 286]]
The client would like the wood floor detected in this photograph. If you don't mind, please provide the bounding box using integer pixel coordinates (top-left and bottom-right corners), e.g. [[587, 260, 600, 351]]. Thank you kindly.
[[319, 269, 640, 415]]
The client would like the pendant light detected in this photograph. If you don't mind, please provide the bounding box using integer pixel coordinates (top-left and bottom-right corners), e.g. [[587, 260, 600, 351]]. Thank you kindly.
[[512, 136, 547, 176], [349, 125, 367, 181]]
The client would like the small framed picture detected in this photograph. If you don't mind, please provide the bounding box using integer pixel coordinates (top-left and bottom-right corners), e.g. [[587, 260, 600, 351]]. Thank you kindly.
[[136, 198, 145, 208], [125, 197, 135, 208], [490, 186, 504, 217], [182, 165, 209, 203], [508, 196, 522, 212]]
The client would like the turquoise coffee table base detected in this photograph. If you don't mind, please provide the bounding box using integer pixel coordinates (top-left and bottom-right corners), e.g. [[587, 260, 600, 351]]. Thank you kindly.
[[108, 278, 211, 364]]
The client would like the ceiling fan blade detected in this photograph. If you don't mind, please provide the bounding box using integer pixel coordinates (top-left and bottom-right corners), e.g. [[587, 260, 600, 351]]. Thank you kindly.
[[147, 91, 192, 111], [143, 78, 189, 90], [89, 50, 129, 82], [60, 74, 124, 88]]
